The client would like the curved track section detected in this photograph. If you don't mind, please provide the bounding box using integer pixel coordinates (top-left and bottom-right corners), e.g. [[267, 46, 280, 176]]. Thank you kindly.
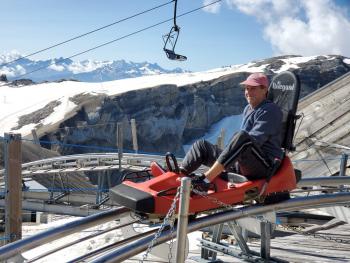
[[0, 192, 348, 262], [0, 153, 175, 176]]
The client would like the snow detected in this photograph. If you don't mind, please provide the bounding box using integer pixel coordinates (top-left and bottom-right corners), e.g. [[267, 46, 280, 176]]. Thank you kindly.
[[183, 114, 243, 153], [273, 55, 317, 73], [21, 217, 123, 262], [344, 58, 350, 65]]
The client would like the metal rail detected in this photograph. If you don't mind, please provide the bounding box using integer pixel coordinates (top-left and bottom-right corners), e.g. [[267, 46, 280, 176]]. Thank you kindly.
[[297, 176, 350, 187], [26, 219, 138, 263], [0, 153, 175, 176], [90, 192, 350, 262], [68, 229, 157, 263], [0, 207, 130, 261]]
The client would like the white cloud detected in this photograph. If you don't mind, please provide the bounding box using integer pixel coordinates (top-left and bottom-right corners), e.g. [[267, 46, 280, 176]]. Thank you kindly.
[[0, 64, 26, 77], [68, 60, 110, 74], [225, 0, 350, 56], [203, 0, 222, 14], [48, 63, 65, 72], [0, 50, 22, 64]]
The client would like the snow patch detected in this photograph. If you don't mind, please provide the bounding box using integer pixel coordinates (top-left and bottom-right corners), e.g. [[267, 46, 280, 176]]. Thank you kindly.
[[344, 59, 350, 65], [282, 55, 317, 64], [183, 114, 243, 153], [21, 217, 123, 262], [273, 55, 318, 73]]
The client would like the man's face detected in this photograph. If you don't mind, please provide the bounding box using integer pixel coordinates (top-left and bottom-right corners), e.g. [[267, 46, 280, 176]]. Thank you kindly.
[[244, 85, 267, 108]]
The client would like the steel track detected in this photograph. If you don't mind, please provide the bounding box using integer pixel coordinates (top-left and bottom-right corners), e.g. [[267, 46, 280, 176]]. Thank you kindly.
[[91, 192, 350, 263], [0, 192, 349, 262]]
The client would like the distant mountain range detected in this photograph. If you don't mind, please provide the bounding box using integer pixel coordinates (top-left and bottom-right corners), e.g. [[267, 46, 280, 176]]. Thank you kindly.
[[0, 51, 187, 82]]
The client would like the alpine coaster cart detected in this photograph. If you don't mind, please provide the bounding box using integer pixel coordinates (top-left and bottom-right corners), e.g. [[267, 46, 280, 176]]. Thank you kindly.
[[110, 71, 301, 219]]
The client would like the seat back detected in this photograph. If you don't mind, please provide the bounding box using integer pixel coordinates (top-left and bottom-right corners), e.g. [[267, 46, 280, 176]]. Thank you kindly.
[[267, 71, 300, 152]]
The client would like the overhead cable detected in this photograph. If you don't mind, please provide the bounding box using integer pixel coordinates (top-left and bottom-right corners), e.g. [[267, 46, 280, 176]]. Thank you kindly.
[[0, 0, 175, 68]]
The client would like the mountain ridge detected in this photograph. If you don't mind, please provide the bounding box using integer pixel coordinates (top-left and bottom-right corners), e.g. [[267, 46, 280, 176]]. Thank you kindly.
[[0, 51, 187, 83]]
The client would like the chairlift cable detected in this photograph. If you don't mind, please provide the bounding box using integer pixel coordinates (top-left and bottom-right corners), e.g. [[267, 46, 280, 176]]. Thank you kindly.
[[0, 0, 222, 85], [0, 0, 175, 68]]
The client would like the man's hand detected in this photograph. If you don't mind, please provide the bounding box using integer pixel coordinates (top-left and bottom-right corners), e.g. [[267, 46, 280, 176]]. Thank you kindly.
[[191, 174, 211, 193]]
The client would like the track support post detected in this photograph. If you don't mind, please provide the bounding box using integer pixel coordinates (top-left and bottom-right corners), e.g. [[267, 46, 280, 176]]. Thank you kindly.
[[260, 221, 271, 260], [339, 153, 348, 192], [175, 177, 191, 263]]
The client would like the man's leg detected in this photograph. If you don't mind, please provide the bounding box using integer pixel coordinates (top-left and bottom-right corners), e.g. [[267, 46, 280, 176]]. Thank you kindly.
[[237, 147, 270, 179], [217, 131, 270, 179], [181, 139, 222, 174]]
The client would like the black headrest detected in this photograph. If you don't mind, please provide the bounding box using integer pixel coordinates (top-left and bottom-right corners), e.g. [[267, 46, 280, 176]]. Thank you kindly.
[[267, 71, 301, 151]]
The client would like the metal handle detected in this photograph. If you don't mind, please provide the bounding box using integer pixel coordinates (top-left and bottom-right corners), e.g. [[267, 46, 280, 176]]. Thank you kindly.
[[165, 152, 180, 173]]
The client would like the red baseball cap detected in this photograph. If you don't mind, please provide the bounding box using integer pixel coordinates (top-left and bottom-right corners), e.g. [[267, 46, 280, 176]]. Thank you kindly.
[[240, 73, 269, 89]]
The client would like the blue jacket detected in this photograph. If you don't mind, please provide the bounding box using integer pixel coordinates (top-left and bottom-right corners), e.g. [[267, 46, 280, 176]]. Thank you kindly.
[[240, 99, 283, 161]]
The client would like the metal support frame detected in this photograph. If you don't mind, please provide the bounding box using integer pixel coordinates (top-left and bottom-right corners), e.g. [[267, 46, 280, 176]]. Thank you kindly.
[[260, 221, 271, 260], [227, 222, 250, 254], [339, 153, 348, 177], [339, 153, 348, 192], [199, 217, 274, 262], [52, 192, 69, 203], [203, 224, 224, 261], [48, 172, 70, 204], [95, 168, 110, 207]]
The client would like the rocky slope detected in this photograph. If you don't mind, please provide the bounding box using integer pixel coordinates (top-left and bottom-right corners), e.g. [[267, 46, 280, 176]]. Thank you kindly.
[[34, 55, 350, 156]]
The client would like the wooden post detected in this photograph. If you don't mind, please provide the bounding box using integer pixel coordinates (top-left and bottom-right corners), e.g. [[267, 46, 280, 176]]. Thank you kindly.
[[130, 119, 138, 153], [117, 122, 123, 171], [4, 133, 22, 244], [216, 128, 226, 150]]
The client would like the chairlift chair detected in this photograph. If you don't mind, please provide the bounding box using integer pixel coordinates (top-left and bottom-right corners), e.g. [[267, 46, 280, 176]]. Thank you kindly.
[[162, 0, 187, 61]]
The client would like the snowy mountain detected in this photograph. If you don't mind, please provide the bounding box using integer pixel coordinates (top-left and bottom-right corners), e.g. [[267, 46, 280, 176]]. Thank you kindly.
[[0, 54, 349, 158], [0, 51, 186, 82]]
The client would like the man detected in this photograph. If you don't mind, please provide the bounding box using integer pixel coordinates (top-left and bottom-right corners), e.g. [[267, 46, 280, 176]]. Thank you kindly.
[[181, 72, 283, 189]]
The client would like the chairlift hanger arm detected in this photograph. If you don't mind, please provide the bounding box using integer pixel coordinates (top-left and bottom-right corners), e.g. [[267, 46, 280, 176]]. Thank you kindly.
[[173, 0, 178, 30], [162, 0, 187, 61]]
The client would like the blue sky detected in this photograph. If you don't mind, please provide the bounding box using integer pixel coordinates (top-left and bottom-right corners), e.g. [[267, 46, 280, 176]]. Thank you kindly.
[[1, 0, 350, 71]]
